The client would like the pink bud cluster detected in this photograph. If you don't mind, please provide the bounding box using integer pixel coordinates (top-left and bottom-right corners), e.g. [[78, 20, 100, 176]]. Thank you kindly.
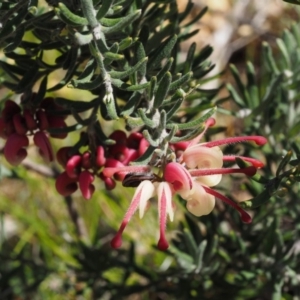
[[0, 98, 67, 166], [55, 130, 149, 200]]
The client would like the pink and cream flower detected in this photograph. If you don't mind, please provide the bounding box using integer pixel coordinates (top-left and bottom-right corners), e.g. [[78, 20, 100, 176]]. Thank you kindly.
[[103, 118, 267, 250]]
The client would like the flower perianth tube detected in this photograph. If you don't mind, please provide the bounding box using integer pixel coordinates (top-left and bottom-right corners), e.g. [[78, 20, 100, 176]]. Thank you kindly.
[[111, 180, 155, 249], [157, 182, 174, 251]]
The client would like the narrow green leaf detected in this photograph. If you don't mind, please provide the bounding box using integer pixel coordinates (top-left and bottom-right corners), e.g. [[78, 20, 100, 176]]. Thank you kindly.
[[135, 42, 147, 77], [156, 58, 174, 83], [3, 26, 24, 53], [121, 92, 142, 116], [195, 240, 207, 273], [184, 6, 208, 27], [34, 76, 48, 105], [100, 17, 123, 27], [138, 109, 156, 128], [48, 48, 79, 91], [167, 107, 216, 130], [276, 151, 293, 177], [55, 97, 98, 111], [119, 37, 134, 51], [109, 57, 148, 80], [276, 38, 290, 69], [102, 10, 141, 35], [170, 127, 205, 143], [111, 78, 150, 91], [147, 35, 177, 71], [250, 75, 283, 116], [130, 146, 156, 166], [15, 64, 40, 93], [125, 116, 144, 128], [183, 42, 196, 74], [262, 42, 280, 75], [74, 59, 96, 84], [154, 72, 172, 108], [246, 62, 259, 108], [56, 3, 88, 26], [227, 83, 245, 107], [142, 129, 159, 147], [96, 0, 112, 19], [169, 72, 192, 91], [165, 92, 184, 120]]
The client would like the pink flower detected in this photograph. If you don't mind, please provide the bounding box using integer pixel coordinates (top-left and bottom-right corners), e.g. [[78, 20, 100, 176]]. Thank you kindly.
[[104, 118, 267, 250]]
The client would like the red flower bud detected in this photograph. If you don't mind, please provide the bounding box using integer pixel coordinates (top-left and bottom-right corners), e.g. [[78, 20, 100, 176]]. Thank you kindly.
[[122, 148, 139, 165], [66, 155, 82, 178], [81, 151, 91, 169], [79, 170, 95, 199], [127, 132, 143, 149], [1, 100, 21, 122], [109, 130, 127, 145], [23, 109, 37, 130], [55, 171, 78, 196], [36, 109, 49, 131], [56, 146, 73, 167], [13, 113, 28, 135], [138, 138, 149, 156], [105, 158, 126, 181], [4, 133, 29, 166], [47, 116, 67, 139], [99, 172, 116, 190], [96, 145, 106, 167], [0, 118, 7, 139], [33, 131, 54, 163]]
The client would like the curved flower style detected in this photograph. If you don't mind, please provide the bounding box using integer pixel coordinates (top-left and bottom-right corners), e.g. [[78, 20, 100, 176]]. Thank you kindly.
[[103, 118, 267, 250]]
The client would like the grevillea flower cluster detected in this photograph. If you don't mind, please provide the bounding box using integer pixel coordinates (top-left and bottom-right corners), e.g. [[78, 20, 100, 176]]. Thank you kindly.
[[0, 97, 267, 252], [0, 96, 67, 166], [55, 130, 149, 200], [103, 118, 267, 250]]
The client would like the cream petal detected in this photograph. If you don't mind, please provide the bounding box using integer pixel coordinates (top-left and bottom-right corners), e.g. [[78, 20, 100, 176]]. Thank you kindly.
[[137, 180, 155, 218], [196, 173, 222, 187], [183, 182, 215, 216], [183, 145, 223, 169], [157, 182, 174, 222]]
